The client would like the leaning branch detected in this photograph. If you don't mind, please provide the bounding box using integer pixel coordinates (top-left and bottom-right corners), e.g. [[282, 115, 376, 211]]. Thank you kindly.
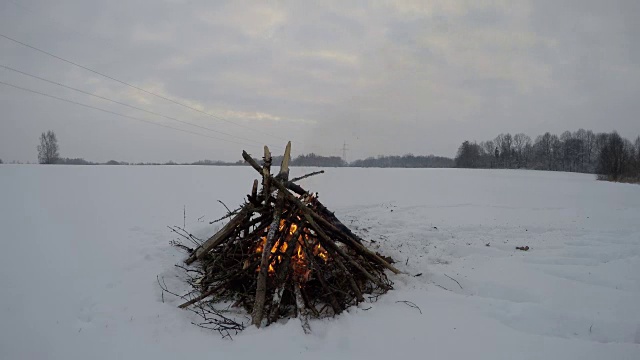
[[290, 170, 325, 183]]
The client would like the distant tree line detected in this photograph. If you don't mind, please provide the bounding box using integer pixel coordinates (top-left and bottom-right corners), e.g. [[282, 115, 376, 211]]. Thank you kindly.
[[56, 157, 97, 165], [455, 129, 640, 182], [246, 152, 453, 168], [293, 153, 346, 167], [27, 130, 456, 169], [350, 154, 454, 168], [22, 129, 640, 180]]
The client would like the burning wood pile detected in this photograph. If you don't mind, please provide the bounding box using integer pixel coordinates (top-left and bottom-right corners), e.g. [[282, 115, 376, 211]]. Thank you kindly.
[[173, 142, 401, 337]]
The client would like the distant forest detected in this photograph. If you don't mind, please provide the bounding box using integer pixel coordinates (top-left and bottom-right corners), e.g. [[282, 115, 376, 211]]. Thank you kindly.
[[4, 128, 639, 181], [455, 130, 640, 182], [3, 150, 453, 168], [45, 153, 452, 168]]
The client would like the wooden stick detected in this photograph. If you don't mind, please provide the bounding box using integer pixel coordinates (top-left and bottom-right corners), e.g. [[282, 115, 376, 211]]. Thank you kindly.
[[178, 281, 227, 309], [243, 180, 260, 237], [251, 142, 292, 328], [244, 150, 264, 173], [242, 151, 402, 274], [304, 204, 399, 272], [185, 205, 252, 265], [315, 202, 365, 244], [316, 269, 343, 313], [282, 180, 365, 246], [279, 180, 402, 275], [261, 183, 389, 290], [279, 141, 291, 179], [252, 179, 258, 198], [284, 181, 306, 196], [290, 170, 324, 183], [294, 279, 312, 334], [261, 146, 272, 204], [306, 214, 390, 291], [300, 235, 342, 313], [332, 253, 364, 302], [282, 179, 366, 245], [268, 225, 302, 324], [247, 179, 259, 205]]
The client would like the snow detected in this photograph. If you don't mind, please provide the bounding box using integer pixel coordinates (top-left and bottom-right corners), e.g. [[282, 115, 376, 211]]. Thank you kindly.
[[1, 165, 639, 359]]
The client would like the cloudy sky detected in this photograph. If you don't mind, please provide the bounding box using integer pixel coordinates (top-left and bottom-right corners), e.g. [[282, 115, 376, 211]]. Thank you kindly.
[[1, 0, 638, 163]]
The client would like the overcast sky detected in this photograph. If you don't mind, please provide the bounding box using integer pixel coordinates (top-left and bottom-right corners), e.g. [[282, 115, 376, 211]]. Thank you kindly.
[[1, 0, 639, 163]]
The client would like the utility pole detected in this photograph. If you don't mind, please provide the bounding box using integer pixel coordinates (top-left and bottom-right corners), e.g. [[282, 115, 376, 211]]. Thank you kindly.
[[342, 141, 349, 163]]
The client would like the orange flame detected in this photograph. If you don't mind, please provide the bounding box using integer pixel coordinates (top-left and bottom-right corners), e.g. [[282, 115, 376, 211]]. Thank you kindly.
[[254, 221, 330, 278]]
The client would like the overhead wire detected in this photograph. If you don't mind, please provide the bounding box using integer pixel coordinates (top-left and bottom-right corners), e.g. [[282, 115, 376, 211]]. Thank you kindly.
[[0, 32, 289, 142], [0, 64, 278, 148], [0, 79, 263, 150]]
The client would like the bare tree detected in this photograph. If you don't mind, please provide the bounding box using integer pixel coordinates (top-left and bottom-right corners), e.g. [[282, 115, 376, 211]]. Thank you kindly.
[[494, 133, 513, 168], [559, 131, 573, 171], [480, 140, 495, 167], [584, 130, 596, 171], [37, 130, 60, 164], [455, 141, 482, 168], [573, 129, 588, 171], [597, 132, 630, 180], [481, 140, 494, 155], [454, 129, 639, 180], [534, 132, 553, 170], [513, 133, 531, 168], [550, 134, 563, 171]]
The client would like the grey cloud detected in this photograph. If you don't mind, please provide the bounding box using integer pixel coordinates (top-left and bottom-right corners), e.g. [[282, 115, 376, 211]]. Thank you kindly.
[[0, 0, 638, 163]]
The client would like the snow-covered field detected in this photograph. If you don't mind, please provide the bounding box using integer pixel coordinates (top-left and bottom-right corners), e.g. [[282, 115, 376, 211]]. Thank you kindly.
[[1, 165, 639, 359]]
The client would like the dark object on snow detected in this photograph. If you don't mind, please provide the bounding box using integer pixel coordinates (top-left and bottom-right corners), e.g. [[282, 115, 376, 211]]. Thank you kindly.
[[485, 243, 490, 247], [516, 246, 530, 251], [173, 142, 400, 337]]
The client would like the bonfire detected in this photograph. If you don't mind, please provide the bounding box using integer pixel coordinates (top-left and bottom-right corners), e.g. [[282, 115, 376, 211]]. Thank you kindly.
[[170, 142, 401, 337]]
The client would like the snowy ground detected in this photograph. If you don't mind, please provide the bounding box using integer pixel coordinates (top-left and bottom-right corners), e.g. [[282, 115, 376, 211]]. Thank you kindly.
[[1, 165, 639, 359]]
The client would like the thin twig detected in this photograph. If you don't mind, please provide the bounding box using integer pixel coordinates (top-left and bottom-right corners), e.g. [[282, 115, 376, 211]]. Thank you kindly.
[[396, 300, 422, 314], [167, 226, 202, 247], [444, 274, 463, 289], [218, 200, 232, 214], [290, 170, 325, 183], [175, 264, 203, 275], [169, 240, 193, 253], [157, 275, 190, 301], [209, 212, 235, 224]]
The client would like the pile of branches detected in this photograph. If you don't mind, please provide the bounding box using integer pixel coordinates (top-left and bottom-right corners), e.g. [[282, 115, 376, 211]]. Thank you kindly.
[[170, 142, 401, 337]]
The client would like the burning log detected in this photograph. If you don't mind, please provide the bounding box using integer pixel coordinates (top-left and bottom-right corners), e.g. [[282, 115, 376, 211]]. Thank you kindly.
[[174, 142, 397, 337], [252, 142, 292, 327]]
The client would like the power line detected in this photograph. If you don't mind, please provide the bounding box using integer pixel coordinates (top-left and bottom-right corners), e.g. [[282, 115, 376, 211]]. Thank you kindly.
[[0, 32, 288, 142], [342, 141, 349, 163], [0, 79, 262, 150], [0, 64, 276, 148]]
